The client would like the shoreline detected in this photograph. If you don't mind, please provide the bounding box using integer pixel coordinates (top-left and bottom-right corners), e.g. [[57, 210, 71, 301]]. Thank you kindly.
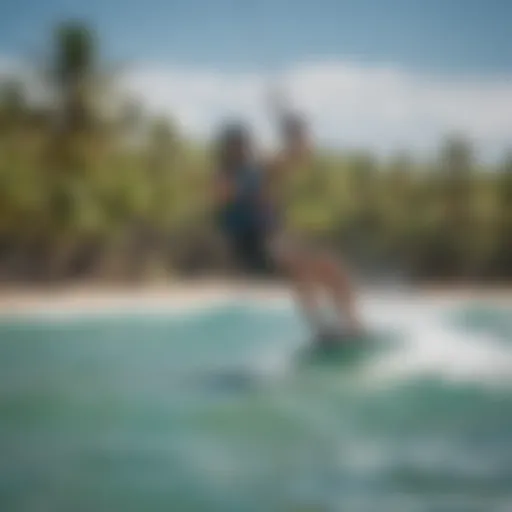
[[0, 280, 511, 316]]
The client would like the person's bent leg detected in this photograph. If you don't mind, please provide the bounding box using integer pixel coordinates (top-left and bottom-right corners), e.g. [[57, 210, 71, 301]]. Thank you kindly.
[[313, 251, 362, 335], [268, 236, 324, 334], [290, 268, 323, 334]]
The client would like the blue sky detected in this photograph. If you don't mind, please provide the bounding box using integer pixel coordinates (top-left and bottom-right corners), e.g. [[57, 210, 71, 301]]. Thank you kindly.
[[1, 0, 511, 74], [1, 0, 511, 156]]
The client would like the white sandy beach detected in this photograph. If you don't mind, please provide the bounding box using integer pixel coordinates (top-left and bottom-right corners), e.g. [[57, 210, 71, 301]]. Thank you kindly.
[[0, 280, 287, 317], [0, 280, 511, 317]]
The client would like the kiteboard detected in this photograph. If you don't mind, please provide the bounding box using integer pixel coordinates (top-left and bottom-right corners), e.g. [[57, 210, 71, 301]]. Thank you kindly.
[[298, 326, 394, 366]]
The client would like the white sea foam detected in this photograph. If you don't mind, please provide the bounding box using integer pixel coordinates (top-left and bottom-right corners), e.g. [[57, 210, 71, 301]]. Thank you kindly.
[[359, 296, 512, 387], [245, 293, 512, 387]]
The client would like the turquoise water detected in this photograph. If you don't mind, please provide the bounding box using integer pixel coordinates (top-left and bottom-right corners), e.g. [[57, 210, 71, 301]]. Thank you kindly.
[[0, 296, 511, 512]]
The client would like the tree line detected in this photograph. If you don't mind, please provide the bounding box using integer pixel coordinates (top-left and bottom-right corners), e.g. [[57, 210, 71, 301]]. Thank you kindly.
[[0, 22, 510, 284]]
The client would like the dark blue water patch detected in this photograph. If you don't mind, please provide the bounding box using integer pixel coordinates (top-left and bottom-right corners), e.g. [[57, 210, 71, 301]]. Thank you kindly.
[[188, 368, 261, 394], [447, 302, 512, 344]]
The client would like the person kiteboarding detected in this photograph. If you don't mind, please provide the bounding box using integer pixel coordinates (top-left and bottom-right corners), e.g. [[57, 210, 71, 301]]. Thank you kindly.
[[212, 90, 363, 342]]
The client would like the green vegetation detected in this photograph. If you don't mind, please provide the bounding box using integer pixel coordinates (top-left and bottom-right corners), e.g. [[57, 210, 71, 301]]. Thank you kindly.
[[0, 22, 510, 283]]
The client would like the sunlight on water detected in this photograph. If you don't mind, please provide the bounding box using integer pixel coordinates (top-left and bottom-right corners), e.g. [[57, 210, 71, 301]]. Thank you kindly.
[[0, 293, 511, 512]]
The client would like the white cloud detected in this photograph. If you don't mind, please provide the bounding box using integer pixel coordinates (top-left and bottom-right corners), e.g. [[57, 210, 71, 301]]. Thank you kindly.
[[2, 56, 511, 158], [122, 61, 512, 159]]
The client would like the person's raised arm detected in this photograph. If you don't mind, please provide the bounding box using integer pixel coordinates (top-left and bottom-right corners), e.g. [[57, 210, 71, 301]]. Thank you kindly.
[[266, 88, 312, 175], [279, 112, 311, 168]]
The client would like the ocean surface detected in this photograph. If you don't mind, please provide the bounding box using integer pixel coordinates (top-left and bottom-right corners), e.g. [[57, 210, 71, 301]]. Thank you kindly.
[[0, 293, 511, 512]]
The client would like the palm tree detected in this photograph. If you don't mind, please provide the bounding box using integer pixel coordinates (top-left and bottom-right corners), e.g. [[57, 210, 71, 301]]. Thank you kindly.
[[440, 135, 474, 217], [51, 22, 99, 134], [438, 135, 476, 278]]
